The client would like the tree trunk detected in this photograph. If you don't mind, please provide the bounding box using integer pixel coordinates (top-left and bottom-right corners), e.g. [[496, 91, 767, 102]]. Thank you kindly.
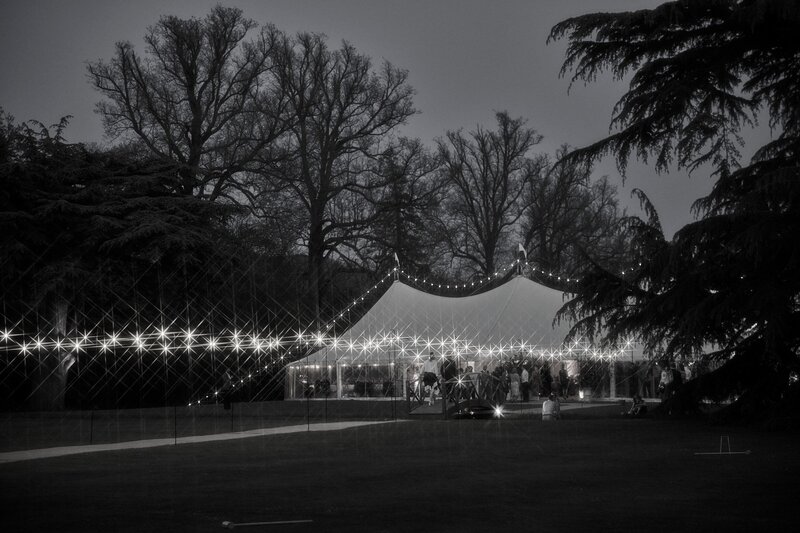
[[307, 223, 325, 328], [29, 299, 75, 411]]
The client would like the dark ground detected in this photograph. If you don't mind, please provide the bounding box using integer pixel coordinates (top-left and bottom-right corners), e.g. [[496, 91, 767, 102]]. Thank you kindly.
[[1, 402, 798, 532]]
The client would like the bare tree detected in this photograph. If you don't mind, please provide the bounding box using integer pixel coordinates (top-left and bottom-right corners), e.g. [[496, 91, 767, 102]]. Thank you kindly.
[[521, 146, 624, 279], [263, 33, 416, 324], [87, 6, 288, 200], [438, 112, 542, 277]]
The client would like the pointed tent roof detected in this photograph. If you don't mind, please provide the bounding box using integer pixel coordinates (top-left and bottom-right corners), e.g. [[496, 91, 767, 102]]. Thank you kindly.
[[291, 275, 632, 366]]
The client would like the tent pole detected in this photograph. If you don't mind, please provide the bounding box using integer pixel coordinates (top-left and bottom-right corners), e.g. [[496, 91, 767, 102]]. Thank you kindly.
[[401, 363, 408, 410], [336, 360, 343, 400], [610, 359, 617, 399]]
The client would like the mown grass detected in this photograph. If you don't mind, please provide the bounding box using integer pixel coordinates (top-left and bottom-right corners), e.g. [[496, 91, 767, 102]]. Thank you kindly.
[[1, 402, 798, 532]]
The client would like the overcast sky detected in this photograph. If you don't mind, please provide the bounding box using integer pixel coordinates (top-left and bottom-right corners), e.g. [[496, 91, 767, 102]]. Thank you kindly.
[[0, 0, 773, 238]]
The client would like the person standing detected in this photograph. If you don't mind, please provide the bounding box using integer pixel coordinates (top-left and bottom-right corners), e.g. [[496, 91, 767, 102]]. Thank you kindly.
[[540, 364, 553, 397], [463, 365, 476, 400], [509, 367, 521, 402], [558, 366, 569, 399], [491, 365, 507, 405], [520, 366, 530, 402], [478, 365, 492, 401], [440, 354, 458, 403], [221, 371, 233, 410], [658, 363, 673, 400], [531, 365, 542, 399], [635, 361, 651, 398], [422, 353, 439, 405]]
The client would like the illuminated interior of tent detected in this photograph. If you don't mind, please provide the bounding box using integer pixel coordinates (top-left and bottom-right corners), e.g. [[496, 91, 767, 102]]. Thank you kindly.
[[283, 270, 637, 400]]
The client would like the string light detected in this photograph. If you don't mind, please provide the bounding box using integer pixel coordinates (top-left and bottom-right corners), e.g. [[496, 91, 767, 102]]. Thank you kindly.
[[0, 258, 625, 371], [397, 258, 578, 293], [0, 324, 634, 365]]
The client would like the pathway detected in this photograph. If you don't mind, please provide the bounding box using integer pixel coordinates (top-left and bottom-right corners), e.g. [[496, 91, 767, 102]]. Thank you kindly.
[[0, 420, 404, 465]]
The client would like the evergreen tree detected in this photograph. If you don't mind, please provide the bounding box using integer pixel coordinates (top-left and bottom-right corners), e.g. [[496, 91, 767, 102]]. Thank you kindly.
[[0, 112, 220, 409], [359, 138, 445, 277], [550, 0, 800, 418]]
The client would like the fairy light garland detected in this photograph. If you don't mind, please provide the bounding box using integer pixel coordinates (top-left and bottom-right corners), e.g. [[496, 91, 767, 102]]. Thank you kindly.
[[2, 327, 634, 409], [396, 258, 579, 292], [0, 257, 599, 365]]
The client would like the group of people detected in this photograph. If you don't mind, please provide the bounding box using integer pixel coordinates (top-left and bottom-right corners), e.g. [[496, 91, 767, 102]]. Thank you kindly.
[[416, 353, 574, 406], [633, 360, 696, 399], [419, 354, 505, 405], [416, 353, 658, 421]]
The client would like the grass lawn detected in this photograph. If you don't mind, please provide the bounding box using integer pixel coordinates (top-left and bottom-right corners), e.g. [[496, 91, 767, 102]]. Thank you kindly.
[[0, 400, 407, 452], [1, 404, 799, 532]]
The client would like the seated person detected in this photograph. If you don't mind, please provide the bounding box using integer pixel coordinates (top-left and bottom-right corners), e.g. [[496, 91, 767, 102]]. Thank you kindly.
[[626, 393, 647, 417], [542, 393, 560, 421]]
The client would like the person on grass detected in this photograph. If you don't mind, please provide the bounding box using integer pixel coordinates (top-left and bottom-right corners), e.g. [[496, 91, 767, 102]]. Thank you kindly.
[[626, 393, 647, 418], [542, 393, 560, 421]]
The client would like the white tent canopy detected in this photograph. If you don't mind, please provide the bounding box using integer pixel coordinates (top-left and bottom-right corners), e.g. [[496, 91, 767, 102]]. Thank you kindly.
[[290, 275, 635, 367], [284, 275, 640, 399]]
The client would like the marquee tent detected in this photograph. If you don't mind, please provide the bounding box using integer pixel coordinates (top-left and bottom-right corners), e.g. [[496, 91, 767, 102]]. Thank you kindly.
[[284, 275, 637, 399]]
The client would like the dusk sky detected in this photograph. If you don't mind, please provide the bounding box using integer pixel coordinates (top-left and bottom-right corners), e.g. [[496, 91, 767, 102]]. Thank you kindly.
[[0, 0, 774, 237]]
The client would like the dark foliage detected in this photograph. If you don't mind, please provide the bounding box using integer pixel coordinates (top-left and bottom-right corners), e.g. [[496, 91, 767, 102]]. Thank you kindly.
[[550, 0, 800, 418], [0, 112, 229, 409], [360, 138, 445, 276]]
